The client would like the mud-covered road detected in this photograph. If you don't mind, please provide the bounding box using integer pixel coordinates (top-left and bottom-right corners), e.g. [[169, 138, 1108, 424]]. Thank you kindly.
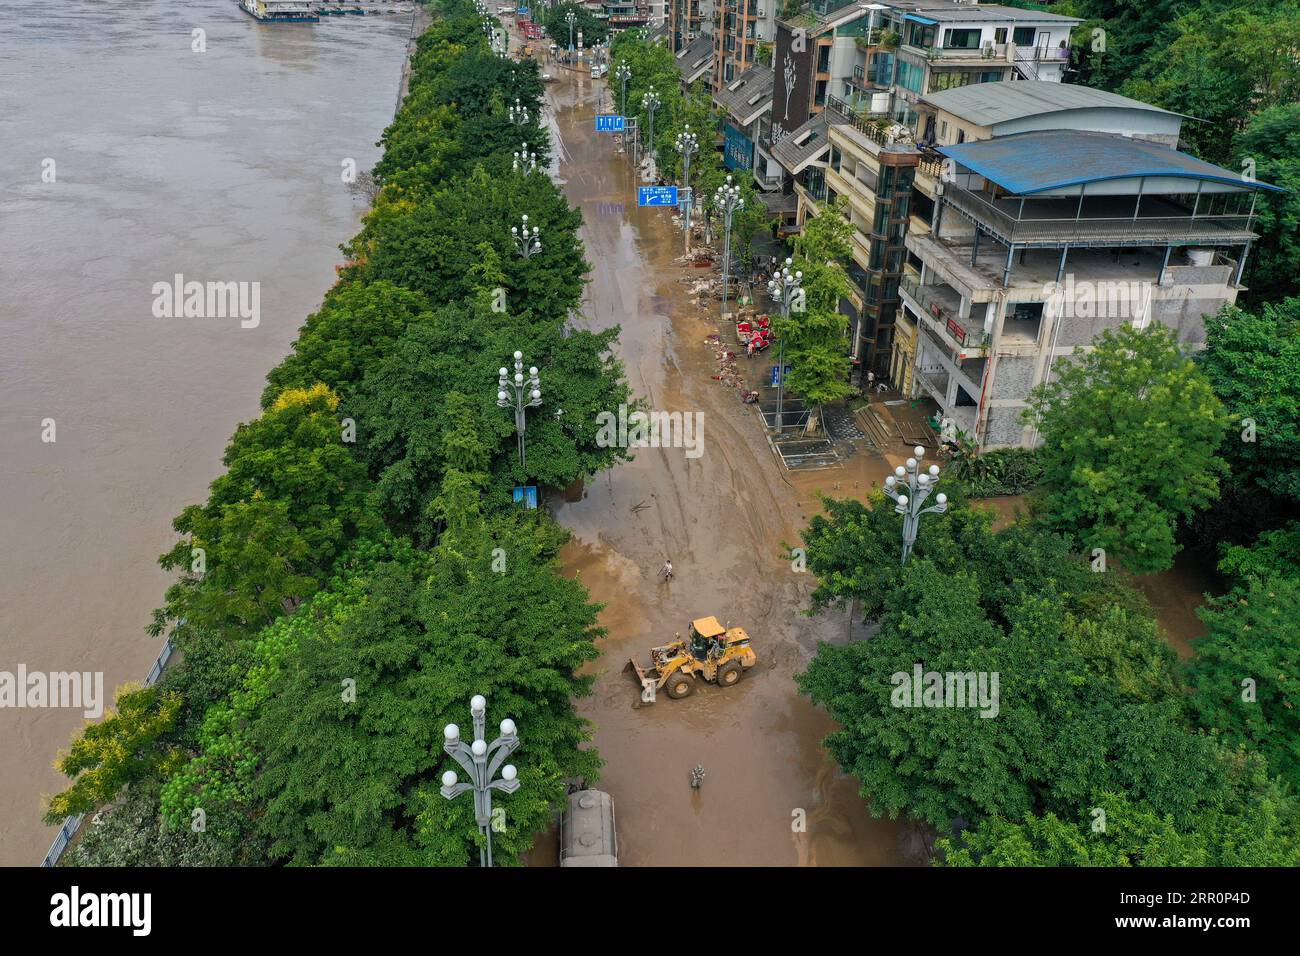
[[542, 60, 928, 866]]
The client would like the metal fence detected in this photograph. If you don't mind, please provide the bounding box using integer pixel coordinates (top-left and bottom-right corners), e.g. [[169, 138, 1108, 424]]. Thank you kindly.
[[39, 636, 176, 867]]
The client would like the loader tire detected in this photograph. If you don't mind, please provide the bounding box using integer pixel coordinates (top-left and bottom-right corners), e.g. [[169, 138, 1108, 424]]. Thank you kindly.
[[717, 662, 743, 688], [666, 674, 695, 699]]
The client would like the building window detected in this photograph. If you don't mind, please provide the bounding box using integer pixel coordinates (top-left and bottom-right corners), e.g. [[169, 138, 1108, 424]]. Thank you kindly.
[[815, 79, 827, 106], [906, 22, 936, 49], [830, 145, 841, 173], [994, 27, 1008, 44], [896, 60, 924, 93], [979, 70, 1001, 83], [817, 44, 831, 73], [943, 28, 982, 50], [938, 120, 948, 143], [1012, 26, 1037, 46]]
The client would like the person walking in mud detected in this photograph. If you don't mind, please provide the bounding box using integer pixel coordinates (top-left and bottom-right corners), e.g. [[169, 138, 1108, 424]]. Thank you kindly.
[[659, 559, 674, 582]]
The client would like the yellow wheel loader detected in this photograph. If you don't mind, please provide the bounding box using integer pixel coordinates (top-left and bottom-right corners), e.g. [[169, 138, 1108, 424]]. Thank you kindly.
[[627, 616, 757, 702]]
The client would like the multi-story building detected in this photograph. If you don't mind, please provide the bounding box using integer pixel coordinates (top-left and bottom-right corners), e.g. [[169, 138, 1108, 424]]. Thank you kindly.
[[602, 1, 656, 30], [895, 81, 1186, 393], [773, 102, 918, 379], [712, 0, 777, 91], [903, 131, 1278, 449], [668, 0, 714, 52], [714, 65, 783, 191], [839, 2, 1080, 135]]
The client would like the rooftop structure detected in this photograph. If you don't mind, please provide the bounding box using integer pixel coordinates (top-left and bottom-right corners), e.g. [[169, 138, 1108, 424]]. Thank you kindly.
[[676, 32, 716, 84], [935, 130, 1280, 253]]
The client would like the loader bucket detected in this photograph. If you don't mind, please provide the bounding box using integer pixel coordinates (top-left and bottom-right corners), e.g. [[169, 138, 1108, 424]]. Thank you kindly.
[[626, 658, 657, 704]]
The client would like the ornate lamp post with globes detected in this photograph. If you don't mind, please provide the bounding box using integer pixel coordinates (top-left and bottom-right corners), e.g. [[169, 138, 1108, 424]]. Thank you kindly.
[[439, 694, 521, 868], [497, 351, 542, 469], [882, 446, 948, 563]]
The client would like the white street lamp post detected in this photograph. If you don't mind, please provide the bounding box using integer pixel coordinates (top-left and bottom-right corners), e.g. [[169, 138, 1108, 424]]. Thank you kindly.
[[882, 446, 948, 564], [767, 257, 801, 435], [714, 175, 743, 318], [511, 214, 541, 258], [675, 125, 698, 253], [643, 86, 661, 163], [440, 694, 520, 868], [497, 350, 542, 469], [615, 61, 631, 118], [513, 140, 538, 173]]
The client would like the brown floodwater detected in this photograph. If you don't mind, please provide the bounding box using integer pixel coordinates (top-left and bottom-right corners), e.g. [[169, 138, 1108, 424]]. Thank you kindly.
[[0, 0, 413, 864], [544, 60, 930, 866]]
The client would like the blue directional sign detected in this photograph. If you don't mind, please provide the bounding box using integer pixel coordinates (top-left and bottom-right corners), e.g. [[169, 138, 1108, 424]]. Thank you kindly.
[[770, 364, 793, 387], [513, 485, 539, 509], [638, 185, 679, 207], [595, 114, 625, 133]]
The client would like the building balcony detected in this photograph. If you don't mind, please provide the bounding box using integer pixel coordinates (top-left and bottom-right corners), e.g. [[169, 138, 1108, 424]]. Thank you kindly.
[[941, 180, 1258, 248], [899, 275, 982, 357]]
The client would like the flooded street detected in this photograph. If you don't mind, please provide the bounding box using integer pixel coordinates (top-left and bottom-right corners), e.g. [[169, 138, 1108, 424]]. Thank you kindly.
[[546, 65, 927, 866], [0, 0, 413, 864]]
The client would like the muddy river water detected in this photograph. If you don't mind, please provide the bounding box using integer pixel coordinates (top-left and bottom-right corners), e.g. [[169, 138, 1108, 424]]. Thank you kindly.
[[0, 0, 413, 865]]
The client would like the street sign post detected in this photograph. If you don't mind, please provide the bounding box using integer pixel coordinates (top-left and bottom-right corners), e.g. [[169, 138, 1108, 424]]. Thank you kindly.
[[769, 364, 793, 388], [637, 185, 678, 207], [595, 114, 625, 133]]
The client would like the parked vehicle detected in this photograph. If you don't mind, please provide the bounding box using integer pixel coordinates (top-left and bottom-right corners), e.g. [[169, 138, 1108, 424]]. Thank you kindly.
[[559, 790, 617, 867]]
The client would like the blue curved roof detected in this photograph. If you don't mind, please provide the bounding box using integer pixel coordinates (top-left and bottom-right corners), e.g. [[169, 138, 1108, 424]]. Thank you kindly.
[[938, 130, 1284, 195]]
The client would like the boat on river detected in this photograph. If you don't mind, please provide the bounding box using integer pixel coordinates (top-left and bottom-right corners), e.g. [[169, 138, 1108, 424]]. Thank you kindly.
[[239, 0, 321, 22]]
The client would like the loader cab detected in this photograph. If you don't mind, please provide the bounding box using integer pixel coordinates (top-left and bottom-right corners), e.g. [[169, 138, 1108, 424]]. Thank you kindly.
[[689, 616, 727, 660]]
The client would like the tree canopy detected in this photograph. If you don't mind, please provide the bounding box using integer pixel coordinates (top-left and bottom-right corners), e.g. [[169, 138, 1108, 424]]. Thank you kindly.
[[1024, 323, 1228, 573]]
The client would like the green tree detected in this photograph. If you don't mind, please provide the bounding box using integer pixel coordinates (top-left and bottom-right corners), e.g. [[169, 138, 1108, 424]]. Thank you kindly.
[[350, 299, 631, 539], [1218, 522, 1300, 586], [541, 2, 610, 48], [777, 200, 855, 407], [352, 165, 587, 326], [1199, 298, 1300, 500], [938, 786, 1300, 867], [44, 685, 183, 824], [1120, 3, 1300, 165], [152, 384, 376, 639], [1184, 576, 1300, 790], [244, 507, 602, 865], [262, 281, 433, 408], [1025, 323, 1228, 573], [1233, 105, 1300, 302], [797, 560, 1224, 832]]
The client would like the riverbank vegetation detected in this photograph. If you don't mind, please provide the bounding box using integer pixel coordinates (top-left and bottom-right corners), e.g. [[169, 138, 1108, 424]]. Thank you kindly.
[[48, 0, 627, 866]]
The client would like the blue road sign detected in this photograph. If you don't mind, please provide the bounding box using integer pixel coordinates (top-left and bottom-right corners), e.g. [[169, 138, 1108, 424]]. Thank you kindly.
[[770, 364, 793, 387], [513, 485, 539, 509], [595, 114, 625, 133], [638, 185, 679, 207]]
